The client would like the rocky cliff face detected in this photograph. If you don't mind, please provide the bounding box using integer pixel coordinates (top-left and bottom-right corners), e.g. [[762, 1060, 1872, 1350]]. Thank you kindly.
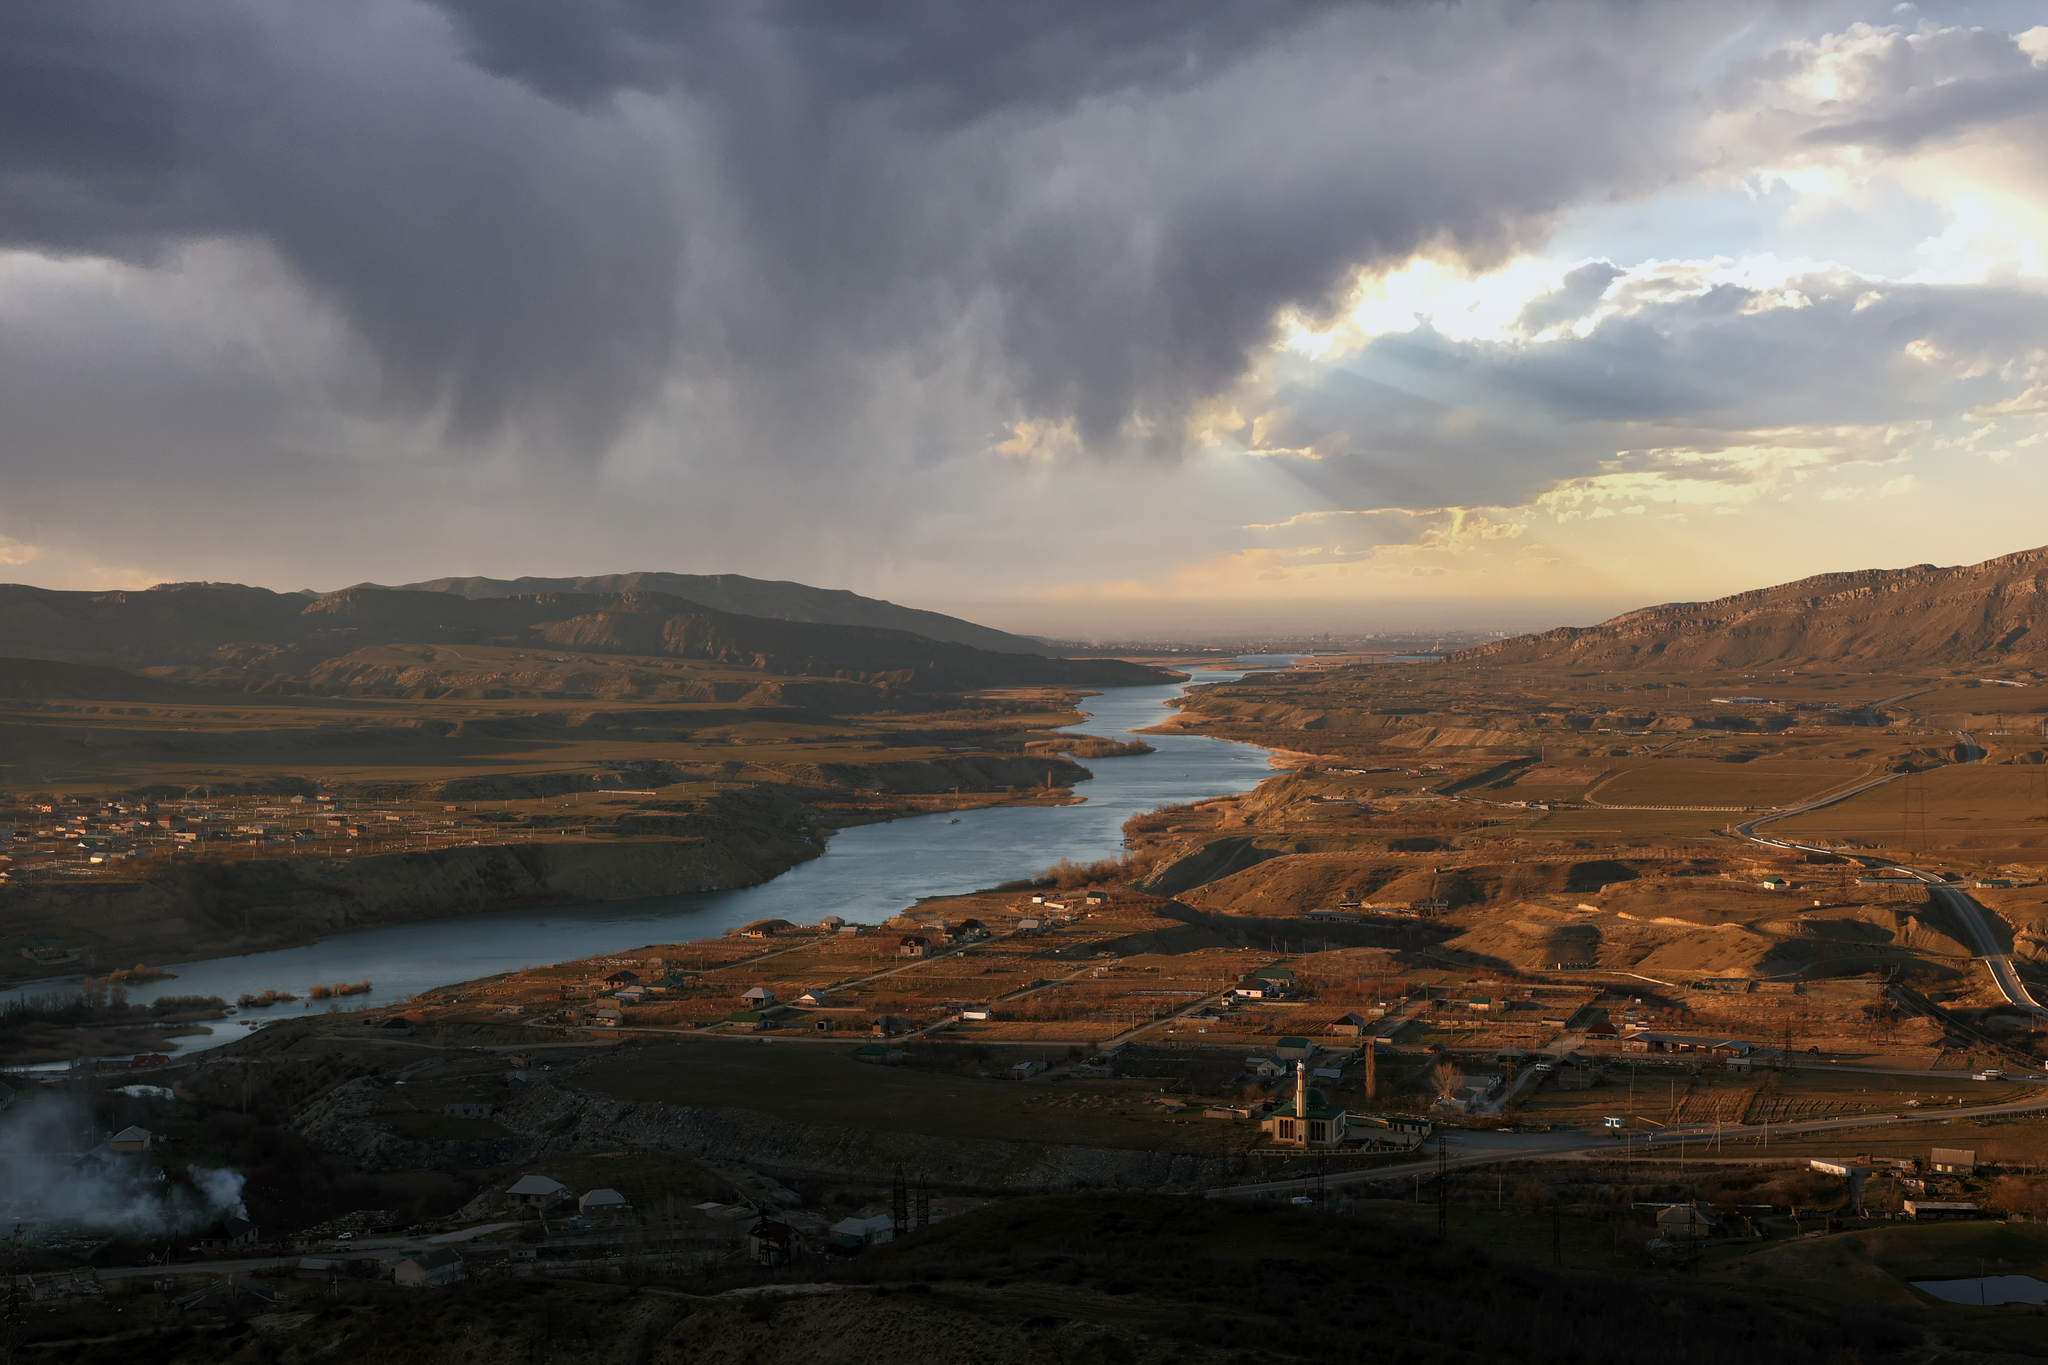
[[1450, 544, 2048, 670]]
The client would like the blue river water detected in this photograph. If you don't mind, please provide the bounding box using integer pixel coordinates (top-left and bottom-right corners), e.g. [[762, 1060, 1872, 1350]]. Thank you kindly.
[[14, 657, 1302, 1054]]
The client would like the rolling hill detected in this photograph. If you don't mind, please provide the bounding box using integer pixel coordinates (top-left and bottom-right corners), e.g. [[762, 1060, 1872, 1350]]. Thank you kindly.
[[1448, 543, 2048, 671], [0, 582, 1169, 693], [371, 571, 1052, 655]]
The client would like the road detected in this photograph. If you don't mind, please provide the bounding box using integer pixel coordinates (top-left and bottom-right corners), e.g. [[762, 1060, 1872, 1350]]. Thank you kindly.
[[1739, 741, 2047, 1018], [1209, 1083, 2048, 1198]]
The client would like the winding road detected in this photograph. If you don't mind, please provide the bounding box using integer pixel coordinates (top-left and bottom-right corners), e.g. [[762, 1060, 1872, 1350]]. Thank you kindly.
[[1740, 734, 2045, 1018]]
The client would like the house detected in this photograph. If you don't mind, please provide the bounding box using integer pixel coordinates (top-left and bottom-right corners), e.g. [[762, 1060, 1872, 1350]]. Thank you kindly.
[[1759, 877, 1789, 891], [1084, 890, 1107, 904], [1931, 1147, 1978, 1174], [871, 1015, 912, 1036], [505, 1174, 568, 1209], [1553, 1056, 1601, 1090], [1809, 1159, 1871, 1210], [579, 1188, 631, 1221], [741, 986, 777, 1007], [591, 1008, 624, 1027], [1245, 1057, 1286, 1080], [1905, 1200, 1983, 1222], [897, 936, 931, 959], [855, 1043, 904, 1064], [1654, 1204, 1718, 1242], [604, 970, 640, 987], [727, 1010, 773, 1029], [394, 1248, 466, 1288], [837, 922, 869, 936], [1620, 1032, 1754, 1057], [1273, 1037, 1314, 1061], [1015, 917, 1044, 934], [1260, 1063, 1348, 1147], [1235, 966, 1295, 999], [813, 1018, 836, 1032], [1436, 1074, 1506, 1113], [796, 988, 834, 1006], [817, 915, 846, 931], [955, 918, 987, 940], [961, 1004, 993, 1021], [108, 1126, 154, 1153], [1010, 1059, 1045, 1080], [748, 1217, 799, 1266], [378, 1016, 416, 1036], [191, 1218, 260, 1254], [1328, 1013, 1371, 1036]]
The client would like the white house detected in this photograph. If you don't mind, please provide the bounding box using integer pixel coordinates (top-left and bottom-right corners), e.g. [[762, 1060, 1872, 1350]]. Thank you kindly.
[[394, 1248, 466, 1288], [505, 1174, 568, 1209]]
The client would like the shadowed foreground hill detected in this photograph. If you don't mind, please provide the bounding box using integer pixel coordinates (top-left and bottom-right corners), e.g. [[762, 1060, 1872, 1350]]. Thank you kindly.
[[1451, 543, 2048, 671], [0, 582, 1170, 694], [0, 656, 202, 702], [379, 570, 1053, 655], [36, 1195, 2018, 1365]]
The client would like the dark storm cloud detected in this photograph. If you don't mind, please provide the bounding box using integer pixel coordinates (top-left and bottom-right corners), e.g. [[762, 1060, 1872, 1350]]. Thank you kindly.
[[0, 0, 682, 445], [0, 0, 1747, 470], [434, 0, 1349, 119]]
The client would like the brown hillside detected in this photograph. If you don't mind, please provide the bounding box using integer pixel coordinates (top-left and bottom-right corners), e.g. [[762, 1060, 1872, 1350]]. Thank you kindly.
[[377, 570, 1053, 655], [0, 582, 1170, 694], [1449, 543, 2048, 670], [0, 656, 197, 702]]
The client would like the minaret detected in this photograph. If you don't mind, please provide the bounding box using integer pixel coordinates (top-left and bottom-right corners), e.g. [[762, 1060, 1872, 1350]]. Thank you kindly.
[[1295, 1061, 1308, 1143]]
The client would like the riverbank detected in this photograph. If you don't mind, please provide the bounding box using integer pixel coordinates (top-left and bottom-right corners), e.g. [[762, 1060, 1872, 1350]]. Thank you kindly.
[[0, 769, 1085, 985], [0, 665, 1286, 1039]]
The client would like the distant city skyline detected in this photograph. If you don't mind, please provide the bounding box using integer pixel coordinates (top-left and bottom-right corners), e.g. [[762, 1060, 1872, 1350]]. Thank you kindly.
[[3, 2, 2045, 639]]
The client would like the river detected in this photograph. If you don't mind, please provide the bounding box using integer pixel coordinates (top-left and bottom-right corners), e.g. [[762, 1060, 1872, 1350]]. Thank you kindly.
[[17, 656, 1300, 1055]]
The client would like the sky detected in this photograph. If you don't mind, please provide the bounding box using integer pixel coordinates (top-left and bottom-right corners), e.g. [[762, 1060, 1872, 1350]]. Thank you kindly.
[[3, 0, 2048, 640]]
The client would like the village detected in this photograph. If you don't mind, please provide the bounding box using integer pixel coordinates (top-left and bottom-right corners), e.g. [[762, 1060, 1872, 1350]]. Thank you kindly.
[[11, 870, 2048, 1331]]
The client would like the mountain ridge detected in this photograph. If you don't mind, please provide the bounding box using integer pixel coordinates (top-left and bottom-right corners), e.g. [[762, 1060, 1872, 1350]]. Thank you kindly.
[[0, 582, 1169, 693], [1447, 543, 2048, 670], [358, 571, 1052, 656]]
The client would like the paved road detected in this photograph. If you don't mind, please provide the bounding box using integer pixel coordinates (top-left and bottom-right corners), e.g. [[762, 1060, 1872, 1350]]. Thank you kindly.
[[1739, 753, 2048, 1018]]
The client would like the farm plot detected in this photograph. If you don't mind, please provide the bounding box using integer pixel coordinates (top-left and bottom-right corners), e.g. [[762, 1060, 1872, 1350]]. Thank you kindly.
[[1585, 759, 1868, 809]]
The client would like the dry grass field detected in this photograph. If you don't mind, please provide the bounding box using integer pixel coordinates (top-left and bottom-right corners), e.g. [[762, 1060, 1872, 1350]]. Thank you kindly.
[[1585, 757, 1873, 808]]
